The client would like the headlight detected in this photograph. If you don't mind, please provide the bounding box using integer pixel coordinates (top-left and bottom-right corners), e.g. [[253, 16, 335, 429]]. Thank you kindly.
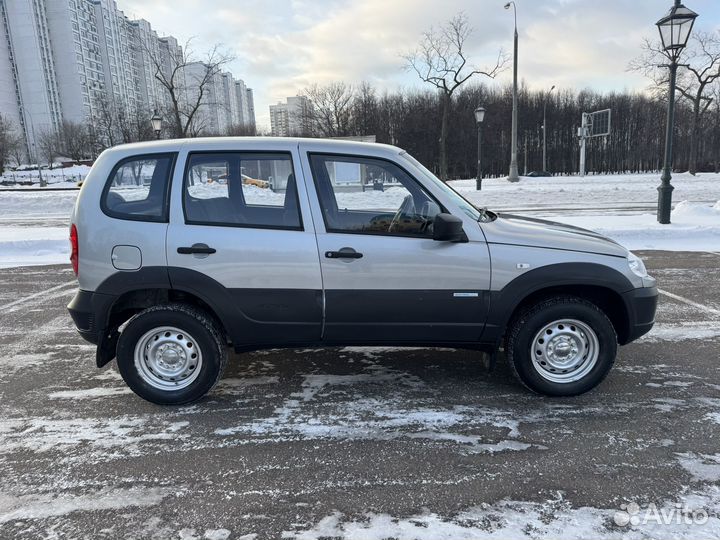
[[627, 252, 648, 278]]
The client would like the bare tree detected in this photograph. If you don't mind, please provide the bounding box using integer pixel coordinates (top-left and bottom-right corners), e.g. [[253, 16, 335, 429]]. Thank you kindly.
[[352, 81, 379, 137], [630, 32, 720, 174], [59, 121, 92, 161], [226, 123, 257, 136], [9, 131, 25, 167], [403, 12, 507, 180], [92, 95, 119, 148], [119, 102, 156, 144], [0, 114, 21, 174], [303, 82, 355, 137], [143, 37, 233, 138]]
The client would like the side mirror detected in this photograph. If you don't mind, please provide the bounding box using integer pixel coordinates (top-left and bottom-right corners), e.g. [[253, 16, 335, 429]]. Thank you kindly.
[[433, 213, 467, 242]]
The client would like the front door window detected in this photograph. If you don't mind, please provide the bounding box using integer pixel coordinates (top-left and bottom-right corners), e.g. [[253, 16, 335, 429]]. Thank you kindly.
[[308, 154, 442, 237]]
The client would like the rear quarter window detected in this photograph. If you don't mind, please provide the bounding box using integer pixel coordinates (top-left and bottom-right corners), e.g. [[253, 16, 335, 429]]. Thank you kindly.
[[101, 153, 176, 222]]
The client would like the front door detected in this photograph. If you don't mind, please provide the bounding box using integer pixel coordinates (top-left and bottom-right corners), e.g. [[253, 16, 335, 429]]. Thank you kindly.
[[166, 148, 322, 346], [301, 150, 491, 344]]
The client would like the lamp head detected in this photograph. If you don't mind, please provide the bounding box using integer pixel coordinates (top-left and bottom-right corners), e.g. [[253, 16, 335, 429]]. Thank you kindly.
[[150, 109, 163, 133], [656, 2, 698, 58]]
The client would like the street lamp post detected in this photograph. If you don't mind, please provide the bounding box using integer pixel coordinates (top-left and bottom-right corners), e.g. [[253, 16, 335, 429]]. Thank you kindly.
[[543, 85, 555, 173], [656, 0, 698, 224], [505, 1, 519, 183], [151, 109, 163, 140], [475, 106, 486, 190]]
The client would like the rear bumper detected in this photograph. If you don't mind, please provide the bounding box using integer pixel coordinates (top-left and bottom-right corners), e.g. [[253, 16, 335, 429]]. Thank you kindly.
[[621, 286, 658, 344], [67, 289, 115, 345]]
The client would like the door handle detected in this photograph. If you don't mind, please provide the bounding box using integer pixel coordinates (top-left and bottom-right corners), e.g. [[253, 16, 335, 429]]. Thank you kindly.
[[177, 244, 216, 255], [325, 248, 363, 259]]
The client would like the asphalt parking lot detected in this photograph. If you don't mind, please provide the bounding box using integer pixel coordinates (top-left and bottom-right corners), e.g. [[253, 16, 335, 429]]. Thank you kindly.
[[0, 251, 719, 539]]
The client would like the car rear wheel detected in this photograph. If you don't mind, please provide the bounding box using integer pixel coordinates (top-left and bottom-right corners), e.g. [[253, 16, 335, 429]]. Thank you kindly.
[[506, 296, 617, 396], [116, 304, 227, 405]]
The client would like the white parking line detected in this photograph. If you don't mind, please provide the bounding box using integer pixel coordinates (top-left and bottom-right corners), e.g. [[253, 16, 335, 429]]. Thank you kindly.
[[658, 288, 720, 317], [0, 280, 76, 313]]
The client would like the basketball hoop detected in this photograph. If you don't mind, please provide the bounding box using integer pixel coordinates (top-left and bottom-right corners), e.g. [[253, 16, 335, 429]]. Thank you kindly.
[[578, 109, 611, 176]]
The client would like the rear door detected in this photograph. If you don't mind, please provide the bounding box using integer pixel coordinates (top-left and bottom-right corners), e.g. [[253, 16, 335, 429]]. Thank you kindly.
[[166, 145, 322, 346], [300, 149, 491, 344]]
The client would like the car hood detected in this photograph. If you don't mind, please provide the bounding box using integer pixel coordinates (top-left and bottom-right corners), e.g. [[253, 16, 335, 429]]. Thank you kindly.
[[480, 213, 628, 257]]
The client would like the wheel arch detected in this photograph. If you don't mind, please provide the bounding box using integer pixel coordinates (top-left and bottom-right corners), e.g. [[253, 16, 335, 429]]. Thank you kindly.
[[484, 262, 635, 347], [94, 267, 232, 367]]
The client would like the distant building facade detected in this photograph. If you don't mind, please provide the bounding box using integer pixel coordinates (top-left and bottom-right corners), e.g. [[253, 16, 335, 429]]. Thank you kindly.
[[269, 96, 312, 137], [0, 0, 256, 162]]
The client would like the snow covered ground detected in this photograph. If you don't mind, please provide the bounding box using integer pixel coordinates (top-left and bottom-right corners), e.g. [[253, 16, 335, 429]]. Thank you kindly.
[[450, 171, 720, 252], [0, 190, 77, 269], [0, 171, 718, 268], [0, 165, 90, 187]]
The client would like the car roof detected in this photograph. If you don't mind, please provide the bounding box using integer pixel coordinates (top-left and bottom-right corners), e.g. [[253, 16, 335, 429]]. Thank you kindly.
[[102, 137, 403, 158]]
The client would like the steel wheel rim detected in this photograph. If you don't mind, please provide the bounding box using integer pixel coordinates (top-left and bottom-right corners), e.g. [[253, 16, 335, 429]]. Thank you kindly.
[[530, 319, 599, 384], [133, 326, 202, 390]]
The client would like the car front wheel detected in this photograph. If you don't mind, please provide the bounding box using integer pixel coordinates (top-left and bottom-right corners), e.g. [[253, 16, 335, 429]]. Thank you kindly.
[[116, 304, 227, 405], [506, 296, 618, 396]]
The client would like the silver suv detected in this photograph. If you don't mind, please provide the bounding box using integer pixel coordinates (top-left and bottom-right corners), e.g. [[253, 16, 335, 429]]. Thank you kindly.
[[67, 138, 658, 404]]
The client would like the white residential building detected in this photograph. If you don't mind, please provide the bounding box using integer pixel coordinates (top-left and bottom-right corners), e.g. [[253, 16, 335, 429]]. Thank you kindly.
[[246, 88, 255, 127], [0, 0, 255, 162], [269, 96, 312, 137], [234, 78, 254, 127]]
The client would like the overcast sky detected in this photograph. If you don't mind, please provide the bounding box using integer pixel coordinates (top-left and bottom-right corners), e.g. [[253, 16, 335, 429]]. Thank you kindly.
[[121, 0, 720, 131]]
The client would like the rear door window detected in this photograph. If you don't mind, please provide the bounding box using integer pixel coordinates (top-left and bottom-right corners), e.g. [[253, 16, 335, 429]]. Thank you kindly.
[[183, 152, 302, 230], [102, 153, 176, 222]]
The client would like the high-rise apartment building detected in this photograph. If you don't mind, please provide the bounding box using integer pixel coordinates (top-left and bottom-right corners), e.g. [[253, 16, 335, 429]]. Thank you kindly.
[[269, 96, 312, 137], [246, 88, 255, 127], [0, 0, 255, 163], [233, 78, 255, 128]]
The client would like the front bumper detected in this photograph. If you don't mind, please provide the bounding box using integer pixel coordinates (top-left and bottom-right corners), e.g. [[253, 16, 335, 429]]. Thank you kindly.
[[620, 285, 658, 344]]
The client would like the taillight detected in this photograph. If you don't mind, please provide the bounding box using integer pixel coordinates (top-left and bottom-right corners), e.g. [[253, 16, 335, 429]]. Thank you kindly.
[[70, 224, 79, 275]]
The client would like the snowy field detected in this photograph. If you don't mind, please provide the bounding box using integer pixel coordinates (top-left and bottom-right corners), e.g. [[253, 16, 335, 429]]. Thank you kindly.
[[0, 165, 90, 187], [0, 171, 718, 268], [451, 171, 720, 252]]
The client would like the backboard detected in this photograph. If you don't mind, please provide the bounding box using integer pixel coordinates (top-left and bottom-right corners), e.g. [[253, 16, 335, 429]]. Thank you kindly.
[[586, 109, 611, 137]]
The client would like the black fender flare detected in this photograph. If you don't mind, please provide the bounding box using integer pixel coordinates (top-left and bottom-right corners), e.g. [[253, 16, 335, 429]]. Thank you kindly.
[[481, 261, 634, 346], [95, 266, 245, 340]]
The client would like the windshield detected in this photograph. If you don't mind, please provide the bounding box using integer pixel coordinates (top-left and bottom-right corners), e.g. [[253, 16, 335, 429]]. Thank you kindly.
[[399, 151, 481, 221]]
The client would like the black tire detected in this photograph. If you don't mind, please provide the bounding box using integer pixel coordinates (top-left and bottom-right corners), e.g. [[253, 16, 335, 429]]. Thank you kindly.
[[116, 303, 227, 405], [505, 296, 617, 396]]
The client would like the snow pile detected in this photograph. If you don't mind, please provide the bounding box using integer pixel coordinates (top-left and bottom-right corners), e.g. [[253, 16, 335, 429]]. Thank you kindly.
[[555, 200, 720, 251], [0, 227, 69, 269], [674, 200, 720, 217], [0, 191, 77, 217], [0, 165, 90, 186]]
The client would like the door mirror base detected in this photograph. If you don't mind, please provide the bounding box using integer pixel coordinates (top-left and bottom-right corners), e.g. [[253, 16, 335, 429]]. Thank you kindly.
[[433, 213, 467, 242]]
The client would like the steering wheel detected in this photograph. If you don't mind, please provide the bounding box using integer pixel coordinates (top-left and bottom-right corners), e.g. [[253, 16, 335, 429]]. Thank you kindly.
[[388, 194, 415, 233]]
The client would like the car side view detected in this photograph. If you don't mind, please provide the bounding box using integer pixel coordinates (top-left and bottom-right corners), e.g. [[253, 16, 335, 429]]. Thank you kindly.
[[67, 138, 658, 405]]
